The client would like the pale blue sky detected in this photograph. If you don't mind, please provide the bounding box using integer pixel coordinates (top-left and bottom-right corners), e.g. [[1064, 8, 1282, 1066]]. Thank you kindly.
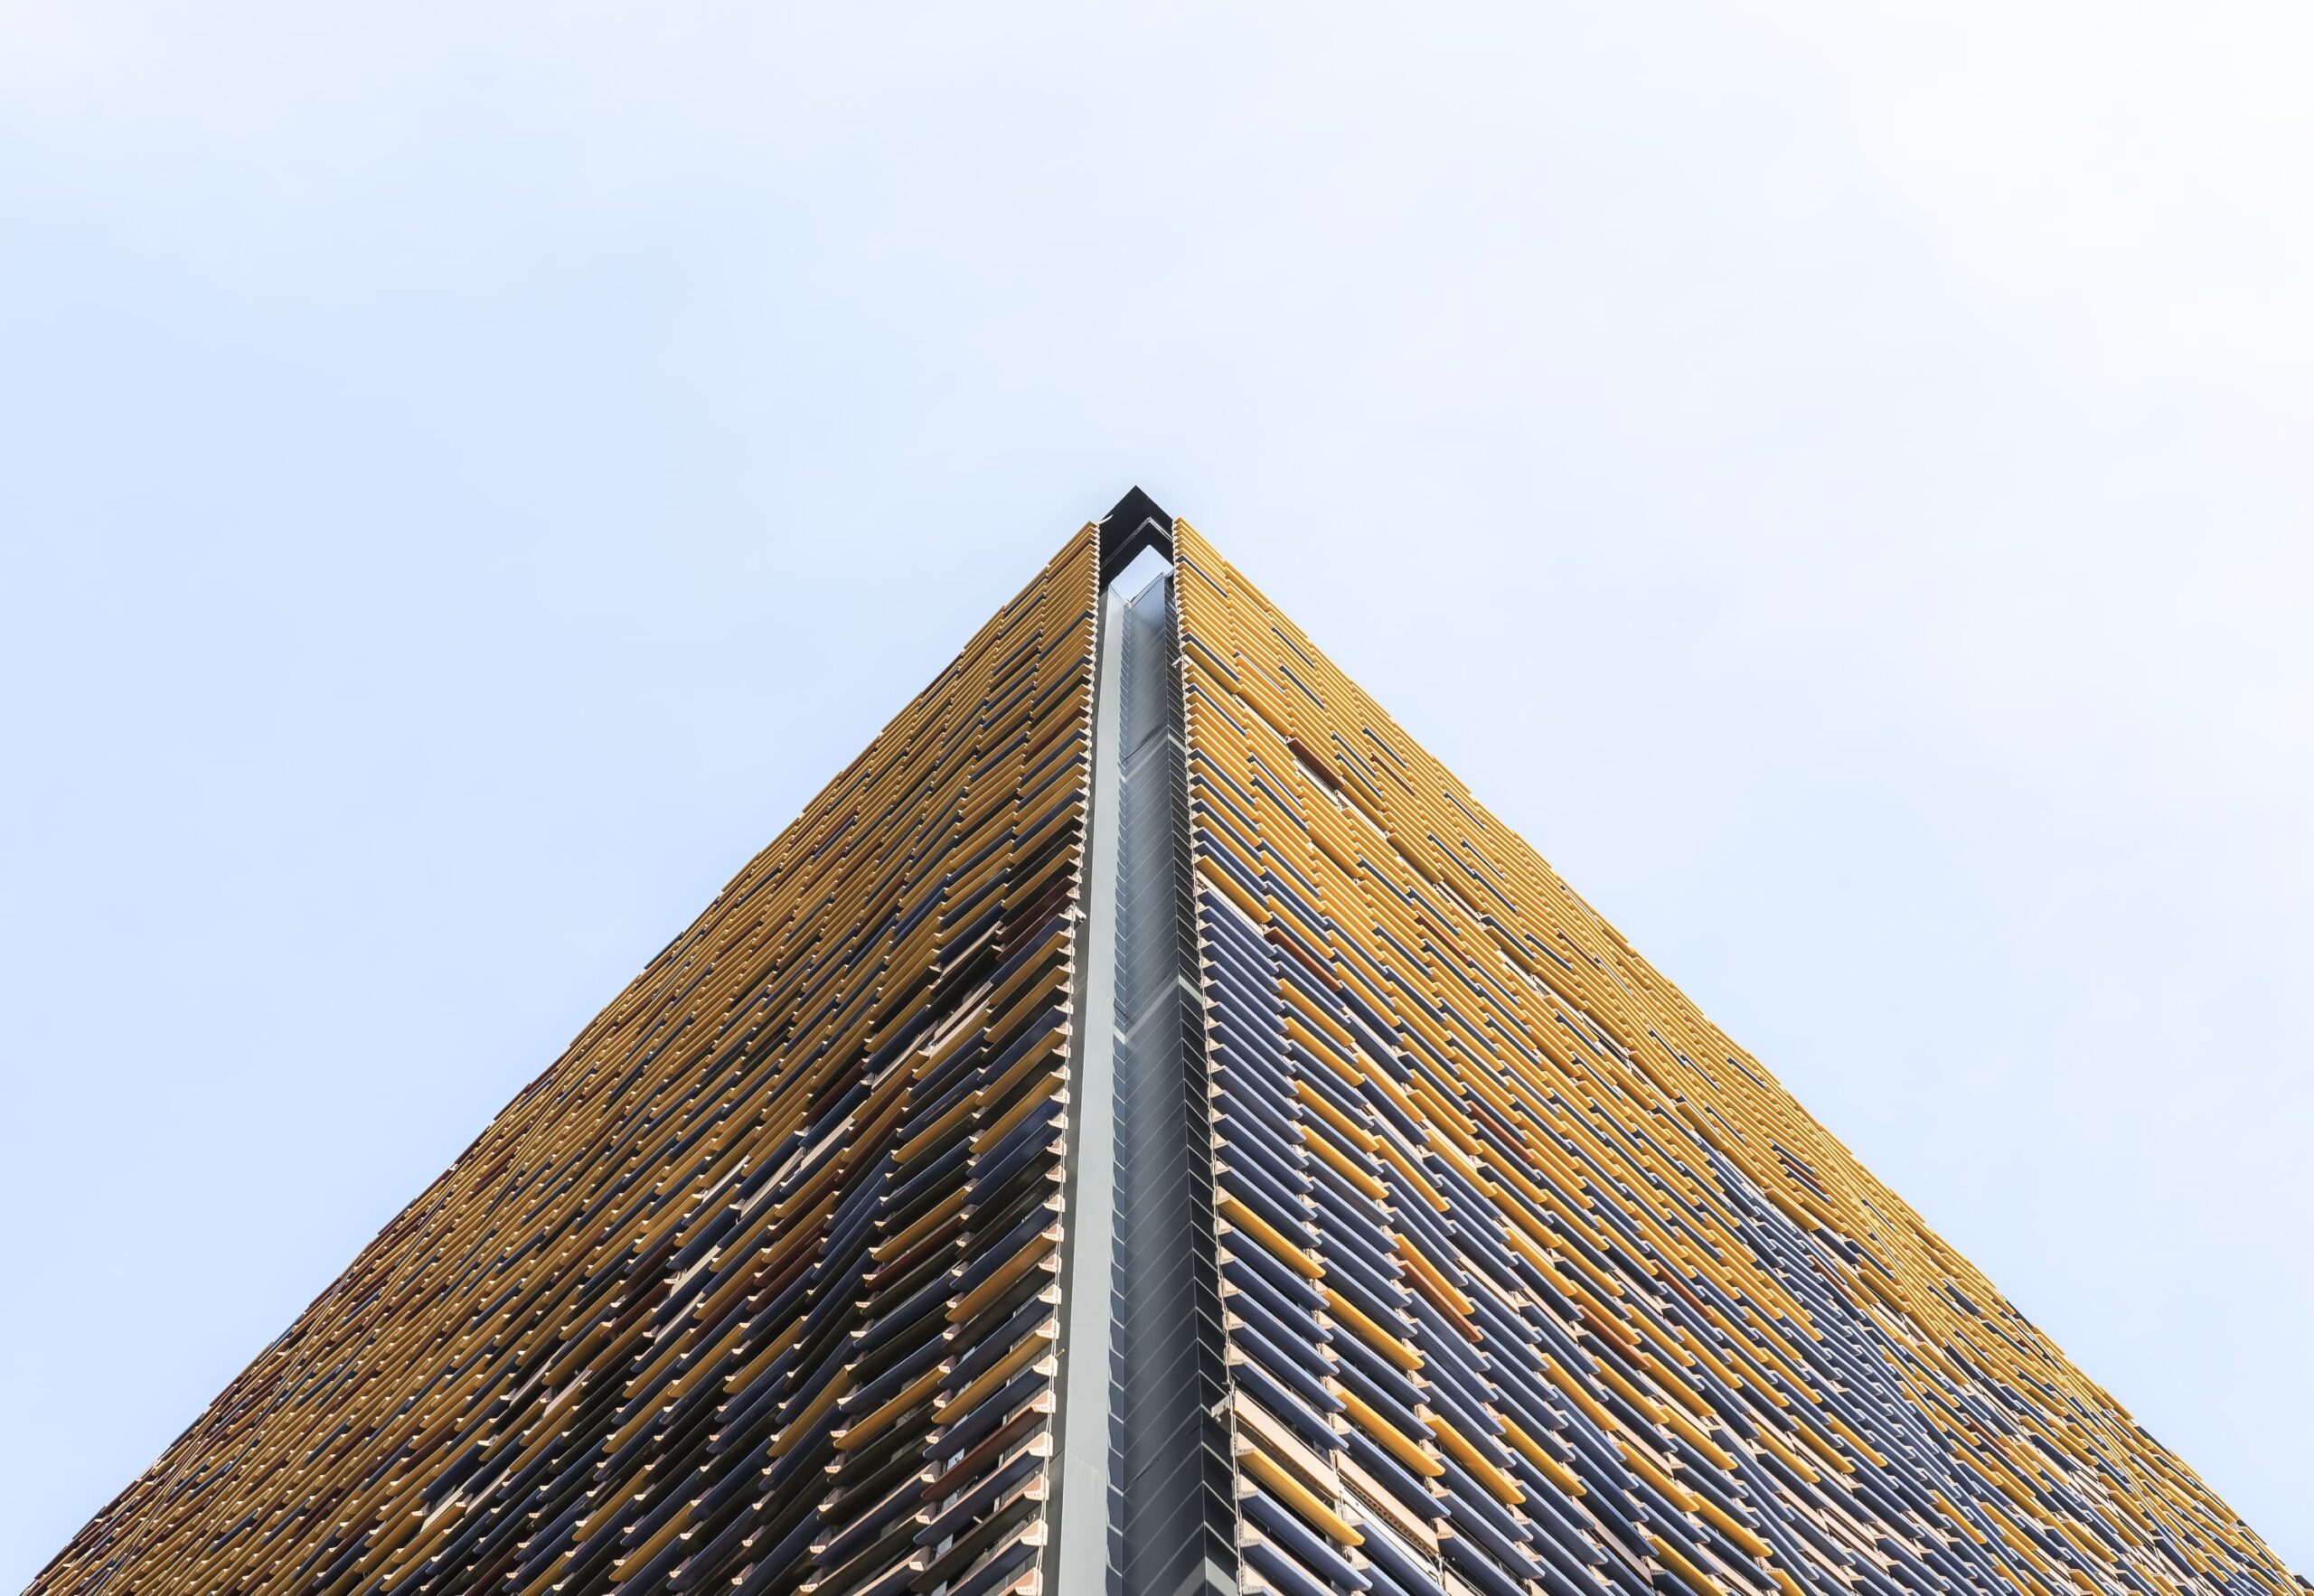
[[3, 5, 2308, 1583]]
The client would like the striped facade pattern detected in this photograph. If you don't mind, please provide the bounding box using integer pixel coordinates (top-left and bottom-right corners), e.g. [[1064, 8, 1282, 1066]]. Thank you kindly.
[[36, 502, 2294, 1596], [1168, 521, 2295, 1596], [35, 530, 1101, 1596]]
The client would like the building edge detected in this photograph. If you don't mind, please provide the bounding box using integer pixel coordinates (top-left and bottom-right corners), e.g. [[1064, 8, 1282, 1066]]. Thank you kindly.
[[1049, 493, 1241, 1596]]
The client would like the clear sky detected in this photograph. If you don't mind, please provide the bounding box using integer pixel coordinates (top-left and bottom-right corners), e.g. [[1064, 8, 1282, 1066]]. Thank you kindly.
[[3, 4, 2308, 1584]]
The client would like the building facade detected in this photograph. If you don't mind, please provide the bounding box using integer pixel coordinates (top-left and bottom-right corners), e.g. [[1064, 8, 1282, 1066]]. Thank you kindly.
[[35, 497, 2295, 1596]]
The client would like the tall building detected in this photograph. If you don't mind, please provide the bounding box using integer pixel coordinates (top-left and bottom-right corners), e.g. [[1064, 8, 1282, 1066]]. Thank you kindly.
[[37, 496, 2295, 1596]]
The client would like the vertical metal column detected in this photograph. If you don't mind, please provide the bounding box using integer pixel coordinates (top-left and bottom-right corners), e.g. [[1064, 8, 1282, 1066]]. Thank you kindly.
[[1052, 494, 1237, 1596], [1051, 548, 1128, 1596]]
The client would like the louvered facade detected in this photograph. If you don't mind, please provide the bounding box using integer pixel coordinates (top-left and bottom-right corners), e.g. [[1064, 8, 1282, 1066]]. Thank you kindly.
[[35, 496, 2295, 1596]]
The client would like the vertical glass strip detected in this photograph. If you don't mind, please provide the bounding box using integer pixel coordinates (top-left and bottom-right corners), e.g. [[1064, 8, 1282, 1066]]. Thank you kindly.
[[1110, 560, 1239, 1596], [1056, 540, 1240, 1596]]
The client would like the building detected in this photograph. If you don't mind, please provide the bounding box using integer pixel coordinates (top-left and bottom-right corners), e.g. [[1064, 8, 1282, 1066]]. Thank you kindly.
[[34, 495, 2296, 1596]]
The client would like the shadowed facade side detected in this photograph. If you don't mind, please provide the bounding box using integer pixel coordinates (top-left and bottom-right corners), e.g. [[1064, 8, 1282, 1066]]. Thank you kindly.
[[1168, 521, 2295, 1596]]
